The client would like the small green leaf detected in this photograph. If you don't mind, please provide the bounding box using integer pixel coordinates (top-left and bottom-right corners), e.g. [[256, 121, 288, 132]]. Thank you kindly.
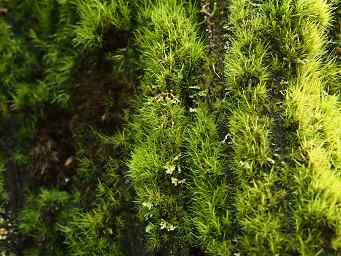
[[266, 157, 275, 164], [142, 201, 153, 210], [160, 219, 167, 230], [165, 164, 176, 175], [240, 161, 251, 169], [145, 223, 154, 233], [171, 177, 185, 186], [171, 177, 178, 185]]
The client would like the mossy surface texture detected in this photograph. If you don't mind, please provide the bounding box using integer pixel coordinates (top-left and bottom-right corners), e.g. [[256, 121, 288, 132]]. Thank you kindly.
[[0, 0, 340, 255]]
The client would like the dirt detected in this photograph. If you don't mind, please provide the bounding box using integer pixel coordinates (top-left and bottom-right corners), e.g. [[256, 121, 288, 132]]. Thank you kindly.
[[200, 0, 228, 99]]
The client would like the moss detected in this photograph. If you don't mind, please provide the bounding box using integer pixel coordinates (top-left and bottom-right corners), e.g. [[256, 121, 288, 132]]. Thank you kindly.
[[18, 189, 78, 255], [129, 99, 190, 253], [136, 0, 204, 98], [0, 0, 137, 254], [1, 0, 341, 255], [224, 0, 341, 254], [186, 106, 231, 255]]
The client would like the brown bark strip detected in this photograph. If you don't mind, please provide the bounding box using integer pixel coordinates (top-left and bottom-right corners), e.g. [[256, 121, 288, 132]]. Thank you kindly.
[[200, 0, 227, 97]]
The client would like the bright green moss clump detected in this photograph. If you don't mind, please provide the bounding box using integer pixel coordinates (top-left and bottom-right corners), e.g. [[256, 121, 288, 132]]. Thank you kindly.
[[129, 99, 189, 252], [226, 1, 288, 254], [225, 0, 341, 254], [136, 0, 204, 97], [129, 0, 204, 254], [73, 0, 130, 49], [186, 106, 231, 255]]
